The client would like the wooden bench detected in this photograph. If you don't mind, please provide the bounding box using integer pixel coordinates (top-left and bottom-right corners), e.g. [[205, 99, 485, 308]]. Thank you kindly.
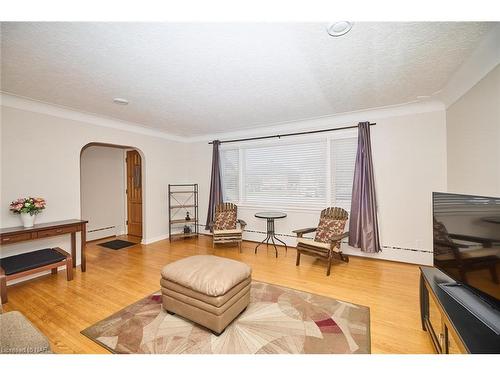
[[0, 247, 73, 303]]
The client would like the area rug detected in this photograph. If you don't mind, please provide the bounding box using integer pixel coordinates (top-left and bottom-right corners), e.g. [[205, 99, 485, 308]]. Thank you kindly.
[[98, 239, 136, 250], [81, 281, 370, 354]]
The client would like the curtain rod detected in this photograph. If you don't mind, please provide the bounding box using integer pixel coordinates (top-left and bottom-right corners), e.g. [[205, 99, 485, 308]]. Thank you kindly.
[[208, 122, 376, 145]]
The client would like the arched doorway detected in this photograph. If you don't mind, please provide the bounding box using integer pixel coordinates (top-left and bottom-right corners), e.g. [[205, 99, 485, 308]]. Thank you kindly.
[[80, 143, 144, 242]]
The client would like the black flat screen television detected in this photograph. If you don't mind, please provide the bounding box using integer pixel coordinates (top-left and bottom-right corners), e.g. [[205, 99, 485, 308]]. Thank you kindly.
[[433, 192, 500, 308]]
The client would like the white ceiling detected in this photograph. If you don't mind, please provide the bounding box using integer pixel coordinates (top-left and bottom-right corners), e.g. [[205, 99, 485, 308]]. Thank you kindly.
[[0, 22, 495, 136]]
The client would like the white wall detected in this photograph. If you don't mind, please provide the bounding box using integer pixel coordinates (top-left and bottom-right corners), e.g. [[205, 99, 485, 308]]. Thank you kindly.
[[1, 98, 188, 268], [80, 146, 126, 241], [187, 103, 448, 265], [0, 95, 448, 267], [446, 64, 500, 197]]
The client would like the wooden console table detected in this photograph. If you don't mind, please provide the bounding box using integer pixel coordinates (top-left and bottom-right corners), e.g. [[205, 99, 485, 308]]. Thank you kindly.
[[0, 219, 88, 272]]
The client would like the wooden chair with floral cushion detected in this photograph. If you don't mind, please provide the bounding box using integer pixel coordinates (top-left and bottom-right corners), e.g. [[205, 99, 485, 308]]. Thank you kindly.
[[293, 207, 349, 276], [209, 203, 247, 252]]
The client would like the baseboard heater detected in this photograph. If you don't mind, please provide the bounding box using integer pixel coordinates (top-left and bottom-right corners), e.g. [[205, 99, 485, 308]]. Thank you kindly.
[[87, 226, 115, 233]]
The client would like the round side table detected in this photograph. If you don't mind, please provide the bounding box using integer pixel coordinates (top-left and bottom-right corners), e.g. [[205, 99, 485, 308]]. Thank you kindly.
[[254, 211, 287, 258]]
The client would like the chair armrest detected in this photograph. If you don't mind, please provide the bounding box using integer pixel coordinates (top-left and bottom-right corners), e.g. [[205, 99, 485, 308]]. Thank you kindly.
[[434, 240, 468, 249], [329, 232, 349, 242], [449, 233, 493, 247], [293, 227, 317, 238], [237, 219, 247, 230]]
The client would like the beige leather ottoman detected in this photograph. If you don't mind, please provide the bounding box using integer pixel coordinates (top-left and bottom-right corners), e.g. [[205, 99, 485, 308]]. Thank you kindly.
[[161, 255, 251, 335]]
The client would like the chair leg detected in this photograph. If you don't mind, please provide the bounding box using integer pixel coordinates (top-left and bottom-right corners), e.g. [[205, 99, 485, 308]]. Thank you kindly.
[[296, 251, 301, 266], [459, 268, 468, 284], [238, 241, 242, 253], [489, 264, 499, 284], [326, 255, 333, 276], [51, 267, 58, 275]]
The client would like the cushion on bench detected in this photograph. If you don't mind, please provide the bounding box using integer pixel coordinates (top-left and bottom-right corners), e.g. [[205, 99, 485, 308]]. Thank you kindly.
[[0, 248, 66, 276]]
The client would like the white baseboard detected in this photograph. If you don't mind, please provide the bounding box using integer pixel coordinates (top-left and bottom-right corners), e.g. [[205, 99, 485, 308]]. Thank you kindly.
[[142, 234, 169, 244]]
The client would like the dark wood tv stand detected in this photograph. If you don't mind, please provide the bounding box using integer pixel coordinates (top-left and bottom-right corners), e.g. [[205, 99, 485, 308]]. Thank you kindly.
[[420, 266, 500, 353]]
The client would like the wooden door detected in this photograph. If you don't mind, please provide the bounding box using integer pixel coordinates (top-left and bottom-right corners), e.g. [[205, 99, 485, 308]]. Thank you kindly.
[[126, 150, 142, 238]]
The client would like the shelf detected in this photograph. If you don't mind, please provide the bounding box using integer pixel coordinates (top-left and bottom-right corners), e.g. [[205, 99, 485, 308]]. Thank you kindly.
[[170, 205, 196, 209], [169, 183, 198, 242], [170, 232, 199, 239], [170, 219, 197, 224]]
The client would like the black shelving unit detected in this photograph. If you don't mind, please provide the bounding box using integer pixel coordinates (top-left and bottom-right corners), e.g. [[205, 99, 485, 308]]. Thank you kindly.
[[168, 184, 199, 242]]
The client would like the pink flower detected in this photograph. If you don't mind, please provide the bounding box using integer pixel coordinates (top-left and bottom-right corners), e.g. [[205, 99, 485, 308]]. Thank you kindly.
[[9, 196, 46, 212]]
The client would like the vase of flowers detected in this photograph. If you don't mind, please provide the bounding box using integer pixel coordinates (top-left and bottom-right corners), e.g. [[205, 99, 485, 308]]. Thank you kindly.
[[9, 197, 46, 227]]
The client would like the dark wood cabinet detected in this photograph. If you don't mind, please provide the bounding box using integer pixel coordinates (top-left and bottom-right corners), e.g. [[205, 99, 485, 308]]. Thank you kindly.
[[420, 266, 500, 353]]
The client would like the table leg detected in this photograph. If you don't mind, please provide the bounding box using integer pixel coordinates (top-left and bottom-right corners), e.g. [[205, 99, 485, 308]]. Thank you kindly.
[[255, 217, 286, 257], [273, 235, 288, 253], [255, 233, 271, 253], [265, 219, 277, 257], [70, 232, 76, 268], [270, 236, 278, 258], [81, 223, 87, 272], [256, 219, 279, 257]]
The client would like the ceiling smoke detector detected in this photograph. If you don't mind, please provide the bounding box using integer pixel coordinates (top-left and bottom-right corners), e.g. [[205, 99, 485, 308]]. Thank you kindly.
[[113, 97, 129, 105], [326, 21, 353, 37]]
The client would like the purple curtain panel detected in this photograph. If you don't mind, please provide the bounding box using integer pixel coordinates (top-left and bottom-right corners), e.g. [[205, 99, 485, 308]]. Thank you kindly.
[[205, 140, 223, 230], [348, 122, 381, 253]]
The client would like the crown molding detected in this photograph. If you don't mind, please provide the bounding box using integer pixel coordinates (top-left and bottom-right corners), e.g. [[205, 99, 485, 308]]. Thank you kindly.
[[1, 91, 445, 145], [0, 92, 188, 143], [187, 99, 445, 143], [439, 24, 500, 108]]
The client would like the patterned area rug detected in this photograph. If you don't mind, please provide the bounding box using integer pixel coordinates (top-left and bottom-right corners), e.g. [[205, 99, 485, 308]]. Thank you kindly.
[[81, 281, 370, 354]]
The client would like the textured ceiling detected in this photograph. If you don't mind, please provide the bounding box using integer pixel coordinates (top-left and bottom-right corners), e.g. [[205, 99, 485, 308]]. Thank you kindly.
[[0, 22, 495, 136]]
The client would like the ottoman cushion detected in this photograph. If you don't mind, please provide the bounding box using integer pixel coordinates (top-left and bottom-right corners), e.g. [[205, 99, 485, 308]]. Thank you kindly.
[[161, 255, 251, 297]]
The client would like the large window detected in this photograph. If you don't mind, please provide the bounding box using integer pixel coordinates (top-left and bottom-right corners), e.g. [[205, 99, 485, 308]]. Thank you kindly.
[[220, 132, 357, 210]]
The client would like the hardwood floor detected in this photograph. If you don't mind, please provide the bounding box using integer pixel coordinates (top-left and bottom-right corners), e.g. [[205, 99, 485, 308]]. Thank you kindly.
[[2, 235, 434, 353]]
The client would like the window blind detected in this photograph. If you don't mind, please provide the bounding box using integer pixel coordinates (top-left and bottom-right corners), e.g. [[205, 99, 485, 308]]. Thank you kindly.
[[331, 137, 358, 211], [220, 133, 357, 210], [220, 148, 239, 203], [242, 141, 327, 207]]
